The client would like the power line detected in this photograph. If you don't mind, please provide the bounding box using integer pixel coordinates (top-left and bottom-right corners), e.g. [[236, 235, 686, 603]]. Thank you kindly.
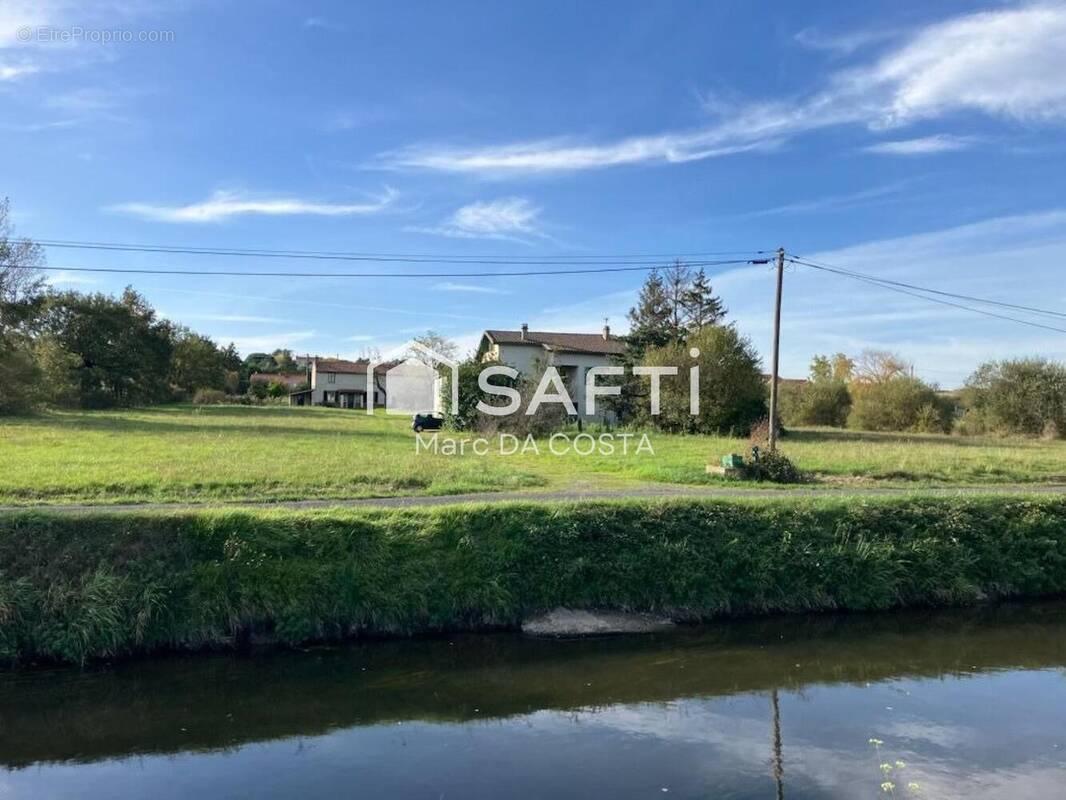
[[787, 256, 1066, 335], [31, 238, 770, 266], [788, 254, 1066, 321], [11, 257, 758, 279]]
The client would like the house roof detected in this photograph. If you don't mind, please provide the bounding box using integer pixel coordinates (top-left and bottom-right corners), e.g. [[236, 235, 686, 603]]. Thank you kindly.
[[762, 374, 808, 387], [313, 357, 400, 375], [483, 329, 626, 356]]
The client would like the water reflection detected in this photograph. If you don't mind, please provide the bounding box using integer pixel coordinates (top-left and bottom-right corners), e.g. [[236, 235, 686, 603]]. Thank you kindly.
[[2, 602, 1066, 799]]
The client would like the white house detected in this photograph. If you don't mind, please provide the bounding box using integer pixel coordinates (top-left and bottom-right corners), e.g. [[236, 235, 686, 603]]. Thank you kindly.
[[477, 323, 626, 419], [289, 357, 395, 408]]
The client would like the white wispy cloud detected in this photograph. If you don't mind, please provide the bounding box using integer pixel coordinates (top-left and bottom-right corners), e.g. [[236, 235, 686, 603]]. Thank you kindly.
[[0, 1, 152, 86], [724, 180, 911, 219], [346, 334, 376, 342], [0, 62, 38, 81], [414, 197, 543, 241], [378, 4, 1066, 174], [793, 25, 901, 55], [45, 270, 97, 286], [433, 282, 510, 295], [863, 134, 974, 155], [107, 187, 399, 223]]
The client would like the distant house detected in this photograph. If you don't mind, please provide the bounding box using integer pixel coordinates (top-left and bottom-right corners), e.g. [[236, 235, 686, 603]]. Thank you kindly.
[[477, 323, 626, 418], [288, 357, 398, 409], [249, 372, 309, 391]]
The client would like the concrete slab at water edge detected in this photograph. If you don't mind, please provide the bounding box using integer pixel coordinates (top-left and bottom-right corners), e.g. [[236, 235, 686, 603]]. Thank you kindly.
[[522, 608, 676, 636]]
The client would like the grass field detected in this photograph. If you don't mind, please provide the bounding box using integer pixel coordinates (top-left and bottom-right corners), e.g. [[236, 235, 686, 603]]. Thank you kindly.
[[2, 405, 1066, 505]]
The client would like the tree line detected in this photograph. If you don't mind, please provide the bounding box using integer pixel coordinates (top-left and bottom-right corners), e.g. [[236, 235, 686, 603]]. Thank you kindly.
[[779, 349, 1066, 438], [0, 200, 276, 413]]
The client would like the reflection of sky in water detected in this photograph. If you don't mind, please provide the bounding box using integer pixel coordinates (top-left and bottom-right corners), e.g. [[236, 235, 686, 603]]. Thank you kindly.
[[4, 670, 1064, 800]]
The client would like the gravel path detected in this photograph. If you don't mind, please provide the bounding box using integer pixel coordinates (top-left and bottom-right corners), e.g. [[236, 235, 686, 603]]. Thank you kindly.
[[2, 483, 1064, 515]]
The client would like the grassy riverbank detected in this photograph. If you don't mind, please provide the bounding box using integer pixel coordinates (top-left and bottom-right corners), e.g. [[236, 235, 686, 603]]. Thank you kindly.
[[2, 496, 1065, 665], [3, 405, 1066, 506]]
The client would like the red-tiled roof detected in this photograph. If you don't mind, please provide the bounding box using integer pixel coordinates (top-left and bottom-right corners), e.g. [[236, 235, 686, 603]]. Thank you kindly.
[[484, 329, 626, 356], [314, 358, 401, 375]]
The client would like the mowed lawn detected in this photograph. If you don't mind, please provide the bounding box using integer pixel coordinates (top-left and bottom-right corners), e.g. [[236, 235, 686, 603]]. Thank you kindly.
[[2, 405, 1066, 505]]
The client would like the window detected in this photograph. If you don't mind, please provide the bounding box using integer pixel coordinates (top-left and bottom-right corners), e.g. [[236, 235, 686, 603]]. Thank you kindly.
[[327, 372, 336, 384]]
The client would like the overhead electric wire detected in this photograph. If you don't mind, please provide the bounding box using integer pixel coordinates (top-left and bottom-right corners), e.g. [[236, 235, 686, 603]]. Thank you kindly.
[[9, 257, 758, 279], [787, 255, 1066, 335], [788, 254, 1066, 321], [31, 238, 770, 265]]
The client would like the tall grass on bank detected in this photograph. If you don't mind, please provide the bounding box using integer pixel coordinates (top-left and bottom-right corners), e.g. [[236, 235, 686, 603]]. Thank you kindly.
[[2, 497, 1065, 666]]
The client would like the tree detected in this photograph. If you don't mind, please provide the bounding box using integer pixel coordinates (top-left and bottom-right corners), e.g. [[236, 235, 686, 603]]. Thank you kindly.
[[0, 197, 45, 333], [636, 325, 766, 434], [780, 353, 853, 427], [810, 352, 853, 383], [169, 328, 228, 397], [409, 330, 458, 365], [42, 288, 174, 407], [661, 260, 692, 343], [853, 349, 909, 385], [0, 199, 46, 414], [681, 267, 727, 331], [963, 358, 1066, 437], [441, 356, 518, 431], [625, 269, 672, 354], [271, 349, 296, 372]]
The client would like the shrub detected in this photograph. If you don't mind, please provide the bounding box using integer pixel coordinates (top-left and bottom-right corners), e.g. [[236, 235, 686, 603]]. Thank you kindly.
[[963, 358, 1066, 438], [748, 416, 785, 445], [192, 388, 226, 405], [801, 380, 852, 426], [751, 449, 805, 483], [637, 325, 766, 435], [849, 376, 951, 433], [442, 357, 519, 431], [479, 360, 569, 437]]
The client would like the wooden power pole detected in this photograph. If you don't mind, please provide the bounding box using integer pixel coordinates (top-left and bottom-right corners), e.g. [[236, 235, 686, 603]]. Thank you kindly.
[[767, 247, 785, 452]]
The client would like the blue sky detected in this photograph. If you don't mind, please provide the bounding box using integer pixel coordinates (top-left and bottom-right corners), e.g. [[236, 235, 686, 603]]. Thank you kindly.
[[2, 1, 1066, 385]]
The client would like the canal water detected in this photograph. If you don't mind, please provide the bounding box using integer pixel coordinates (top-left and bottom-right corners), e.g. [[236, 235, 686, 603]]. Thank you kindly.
[[3, 602, 1066, 799]]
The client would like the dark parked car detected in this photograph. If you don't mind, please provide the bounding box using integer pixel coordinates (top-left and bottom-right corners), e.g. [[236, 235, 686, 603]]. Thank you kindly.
[[412, 413, 444, 433]]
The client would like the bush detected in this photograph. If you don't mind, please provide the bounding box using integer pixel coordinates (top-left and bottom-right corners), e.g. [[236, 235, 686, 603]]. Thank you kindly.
[[192, 388, 227, 405], [963, 359, 1066, 438], [637, 325, 766, 435], [748, 416, 785, 445], [780, 382, 852, 428], [442, 357, 519, 431], [751, 449, 805, 483], [849, 377, 951, 433], [479, 360, 569, 437]]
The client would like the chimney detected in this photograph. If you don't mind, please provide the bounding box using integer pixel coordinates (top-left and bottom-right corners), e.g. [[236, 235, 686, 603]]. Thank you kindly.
[[520, 322, 528, 341], [602, 323, 611, 340]]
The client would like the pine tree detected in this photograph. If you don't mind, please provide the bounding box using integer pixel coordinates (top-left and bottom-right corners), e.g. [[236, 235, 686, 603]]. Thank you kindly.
[[681, 267, 727, 331], [661, 260, 691, 342], [625, 269, 672, 353]]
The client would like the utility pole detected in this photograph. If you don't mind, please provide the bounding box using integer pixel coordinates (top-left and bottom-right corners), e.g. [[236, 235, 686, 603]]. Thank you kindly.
[[767, 247, 785, 453]]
